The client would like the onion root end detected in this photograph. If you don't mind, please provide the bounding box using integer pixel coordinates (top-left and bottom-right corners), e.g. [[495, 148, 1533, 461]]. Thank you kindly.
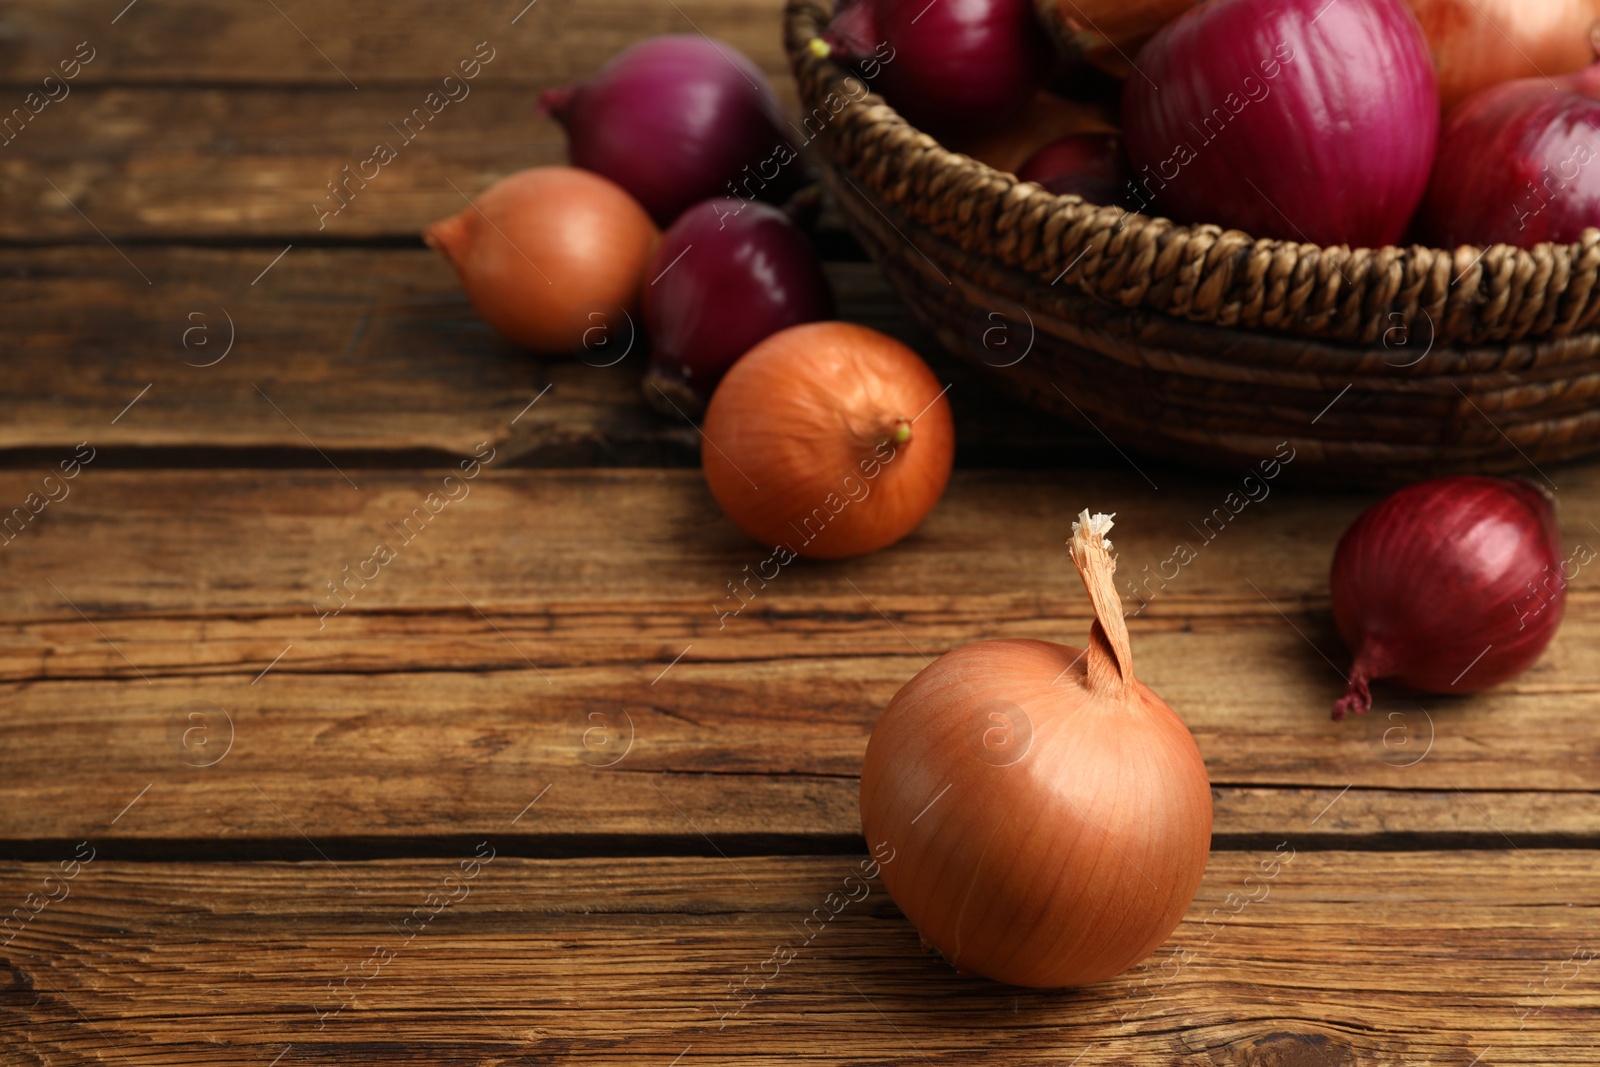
[[1333, 669, 1372, 722]]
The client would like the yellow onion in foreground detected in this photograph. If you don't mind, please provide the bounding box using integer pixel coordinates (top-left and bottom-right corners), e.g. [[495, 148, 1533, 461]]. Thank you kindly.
[[861, 512, 1213, 987]]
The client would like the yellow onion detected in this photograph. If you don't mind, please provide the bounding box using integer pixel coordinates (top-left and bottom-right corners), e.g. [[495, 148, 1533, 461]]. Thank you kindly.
[[1034, 0, 1200, 77], [700, 322, 954, 560], [949, 91, 1117, 176], [424, 167, 657, 353], [860, 512, 1213, 987], [1407, 0, 1600, 111]]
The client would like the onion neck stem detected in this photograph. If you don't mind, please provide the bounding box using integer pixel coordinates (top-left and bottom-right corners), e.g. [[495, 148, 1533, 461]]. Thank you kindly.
[[535, 84, 577, 124], [1068, 510, 1134, 693], [818, 3, 878, 64], [869, 418, 911, 450]]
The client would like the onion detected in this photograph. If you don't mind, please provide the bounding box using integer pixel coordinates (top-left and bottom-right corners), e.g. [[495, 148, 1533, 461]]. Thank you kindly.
[[1017, 132, 1129, 203], [1421, 66, 1600, 249], [1331, 477, 1566, 721], [818, 0, 1053, 136], [642, 199, 834, 415], [1034, 0, 1199, 77], [1121, 0, 1439, 247], [424, 167, 658, 353], [1047, 47, 1128, 108], [700, 321, 953, 560], [860, 512, 1213, 987], [949, 91, 1117, 176], [1406, 0, 1600, 111], [539, 36, 799, 225]]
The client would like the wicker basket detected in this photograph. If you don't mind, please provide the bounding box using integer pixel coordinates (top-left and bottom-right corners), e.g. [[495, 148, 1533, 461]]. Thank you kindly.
[[783, 0, 1600, 479]]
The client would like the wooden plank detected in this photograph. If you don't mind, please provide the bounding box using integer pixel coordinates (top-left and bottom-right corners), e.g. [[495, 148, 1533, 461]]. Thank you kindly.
[[9, 85, 860, 244], [2, 468, 1591, 652], [0, 49, 812, 242], [3, 82, 877, 245], [2, 851, 1595, 1063], [4, 86, 612, 240], [1, 468, 1597, 843], [0, 248, 1090, 464], [0, 0, 792, 87], [3, 659, 1599, 846]]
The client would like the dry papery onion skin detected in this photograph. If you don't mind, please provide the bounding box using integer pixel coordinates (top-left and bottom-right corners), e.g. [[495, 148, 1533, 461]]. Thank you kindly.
[[860, 512, 1214, 987], [423, 166, 658, 353], [700, 321, 955, 560]]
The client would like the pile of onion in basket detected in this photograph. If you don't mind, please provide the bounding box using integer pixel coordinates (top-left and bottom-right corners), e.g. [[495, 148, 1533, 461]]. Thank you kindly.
[[422, 6, 1576, 993], [816, 0, 1600, 248]]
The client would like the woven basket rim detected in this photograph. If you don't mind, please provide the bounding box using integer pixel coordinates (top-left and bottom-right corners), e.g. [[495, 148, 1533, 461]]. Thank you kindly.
[[783, 0, 1600, 349]]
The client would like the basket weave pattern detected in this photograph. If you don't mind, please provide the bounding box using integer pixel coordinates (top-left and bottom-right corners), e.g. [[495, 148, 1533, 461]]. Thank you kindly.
[[784, 0, 1600, 475]]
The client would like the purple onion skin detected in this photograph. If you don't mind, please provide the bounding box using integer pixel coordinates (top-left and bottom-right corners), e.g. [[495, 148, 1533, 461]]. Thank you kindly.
[[642, 198, 834, 413], [822, 0, 1052, 136], [1330, 477, 1565, 721], [1017, 133, 1131, 205], [540, 36, 800, 226], [1122, 0, 1439, 248], [1423, 67, 1600, 250]]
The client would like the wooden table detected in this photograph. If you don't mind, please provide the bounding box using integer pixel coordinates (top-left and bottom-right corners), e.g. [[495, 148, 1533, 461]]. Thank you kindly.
[[3, 2, 1598, 1063]]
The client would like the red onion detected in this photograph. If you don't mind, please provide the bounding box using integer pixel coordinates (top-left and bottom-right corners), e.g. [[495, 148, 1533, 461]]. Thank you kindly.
[[539, 36, 799, 225], [642, 198, 834, 414], [1017, 132, 1130, 204], [819, 0, 1053, 136], [1422, 66, 1600, 250], [1121, 0, 1439, 247], [1330, 477, 1565, 721]]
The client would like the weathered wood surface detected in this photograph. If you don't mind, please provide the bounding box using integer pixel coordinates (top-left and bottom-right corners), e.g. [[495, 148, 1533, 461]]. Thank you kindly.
[[2, 853, 1595, 1065], [0, 3, 807, 242], [0, 468, 1596, 847], [5, 0, 1600, 1058], [2, 87, 594, 241], [0, 250, 1093, 465], [0, 0, 793, 87]]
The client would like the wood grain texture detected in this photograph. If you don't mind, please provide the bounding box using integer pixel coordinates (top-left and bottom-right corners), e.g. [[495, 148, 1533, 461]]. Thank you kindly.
[[0, 0, 795, 250], [5, 0, 1598, 1057], [0, 69, 804, 240], [2, 852, 1595, 1064], [0, 249, 1091, 465], [0, 468, 1596, 844], [4, 87, 592, 240], [0, 0, 791, 86]]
